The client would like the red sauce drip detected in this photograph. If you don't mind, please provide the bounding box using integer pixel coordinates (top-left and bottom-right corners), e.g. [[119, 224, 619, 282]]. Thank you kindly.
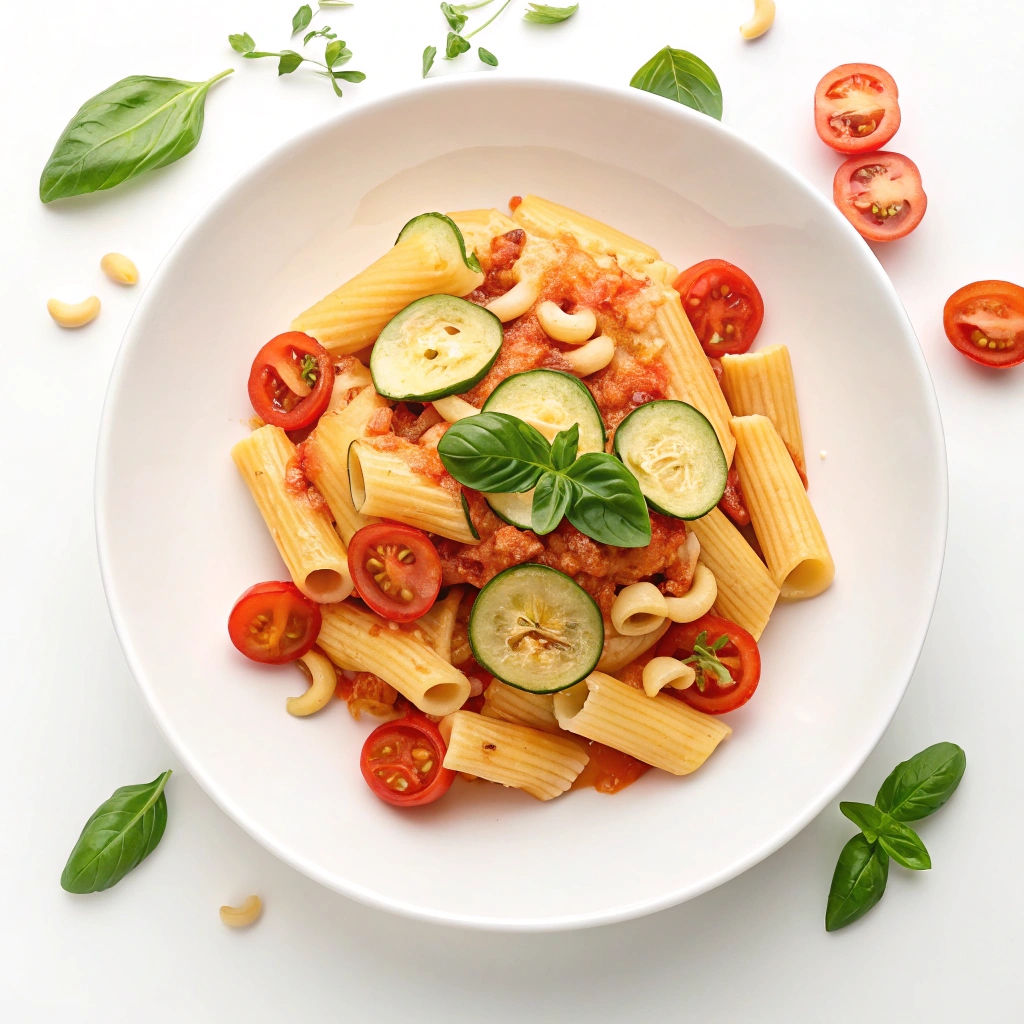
[[509, 195, 523, 212], [572, 741, 651, 794]]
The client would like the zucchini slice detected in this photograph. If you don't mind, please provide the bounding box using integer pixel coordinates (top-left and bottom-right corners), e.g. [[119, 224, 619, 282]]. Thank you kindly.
[[396, 212, 481, 274], [481, 369, 606, 529], [613, 400, 727, 520], [370, 294, 503, 402], [469, 564, 604, 693]]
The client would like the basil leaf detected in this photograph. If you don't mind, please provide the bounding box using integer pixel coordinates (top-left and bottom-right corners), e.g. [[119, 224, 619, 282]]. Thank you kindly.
[[318, 0, 353, 5], [446, 31, 471, 59], [876, 819, 931, 871], [550, 424, 579, 472], [39, 71, 232, 203], [292, 4, 313, 34], [478, 46, 499, 66], [839, 801, 887, 844], [278, 50, 304, 75], [422, 45, 437, 77], [229, 32, 255, 53], [629, 46, 723, 120], [875, 742, 966, 822], [438, 411, 552, 492], [325, 39, 351, 68], [524, 3, 578, 23], [332, 70, 365, 83], [441, 2, 468, 32], [565, 453, 651, 548], [61, 771, 172, 894], [825, 833, 889, 932], [532, 473, 574, 535]]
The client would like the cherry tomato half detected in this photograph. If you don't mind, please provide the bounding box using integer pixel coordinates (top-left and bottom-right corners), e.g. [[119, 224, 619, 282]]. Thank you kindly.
[[943, 281, 1024, 369], [657, 614, 761, 715], [348, 522, 442, 622], [833, 152, 927, 242], [228, 581, 322, 664], [673, 260, 765, 356], [360, 716, 455, 807], [814, 63, 901, 155], [248, 331, 334, 431]]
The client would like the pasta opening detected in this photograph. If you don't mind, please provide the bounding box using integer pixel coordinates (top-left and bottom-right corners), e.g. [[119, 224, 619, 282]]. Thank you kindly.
[[303, 569, 349, 603], [420, 680, 471, 717], [781, 557, 835, 600], [552, 679, 590, 730], [347, 443, 367, 511]]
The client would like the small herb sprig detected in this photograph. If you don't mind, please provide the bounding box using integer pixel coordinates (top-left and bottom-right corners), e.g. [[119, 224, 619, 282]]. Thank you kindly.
[[423, 1, 579, 77], [230, 6, 365, 98], [826, 742, 966, 931], [437, 414, 651, 547], [682, 630, 732, 691]]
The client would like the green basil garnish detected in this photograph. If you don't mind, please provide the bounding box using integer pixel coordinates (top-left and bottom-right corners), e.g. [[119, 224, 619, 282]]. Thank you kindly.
[[874, 742, 967, 822], [422, 45, 438, 77], [61, 770, 172, 894], [437, 413, 651, 547], [826, 743, 964, 930], [826, 833, 889, 932], [39, 71, 232, 203], [629, 46, 723, 120], [478, 47, 499, 67], [292, 4, 314, 34], [523, 3, 579, 24]]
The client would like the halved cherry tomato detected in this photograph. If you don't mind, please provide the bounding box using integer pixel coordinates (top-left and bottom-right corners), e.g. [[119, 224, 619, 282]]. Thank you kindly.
[[833, 152, 927, 242], [360, 716, 455, 807], [673, 260, 764, 356], [943, 281, 1024, 369], [657, 614, 761, 715], [814, 64, 901, 155], [248, 331, 334, 431], [228, 581, 322, 664], [348, 522, 442, 622]]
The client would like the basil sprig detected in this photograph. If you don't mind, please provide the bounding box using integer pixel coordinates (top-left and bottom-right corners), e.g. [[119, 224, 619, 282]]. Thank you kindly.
[[437, 412, 651, 547], [682, 630, 732, 691], [61, 771, 172, 894], [39, 72, 232, 203], [630, 46, 723, 120], [825, 743, 965, 931]]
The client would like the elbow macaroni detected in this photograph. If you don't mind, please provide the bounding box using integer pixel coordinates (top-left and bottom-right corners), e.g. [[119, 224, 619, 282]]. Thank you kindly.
[[663, 563, 718, 623], [610, 582, 668, 636], [642, 657, 696, 697], [286, 649, 338, 717]]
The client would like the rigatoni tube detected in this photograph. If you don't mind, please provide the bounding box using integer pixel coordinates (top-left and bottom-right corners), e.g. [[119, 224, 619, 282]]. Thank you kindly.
[[318, 602, 470, 716], [731, 415, 834, 599], [553, 672, 731, 776], [231, 425, 352, 603], [439, 711, 588, 800]]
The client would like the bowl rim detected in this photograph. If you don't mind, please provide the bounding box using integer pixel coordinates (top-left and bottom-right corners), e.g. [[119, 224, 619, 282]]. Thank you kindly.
[[95, 74, 948, 931]]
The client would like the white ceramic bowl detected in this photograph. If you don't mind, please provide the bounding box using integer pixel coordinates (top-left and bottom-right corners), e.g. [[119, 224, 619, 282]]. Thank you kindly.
[[96, 77, 946, 931]]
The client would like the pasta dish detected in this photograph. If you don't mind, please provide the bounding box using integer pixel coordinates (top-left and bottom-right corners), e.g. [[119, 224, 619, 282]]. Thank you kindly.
[[226, 196, 834, 808]]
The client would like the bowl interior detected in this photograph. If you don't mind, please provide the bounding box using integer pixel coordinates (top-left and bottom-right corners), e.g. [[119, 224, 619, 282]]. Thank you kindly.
[[97, 79, 945, 929]]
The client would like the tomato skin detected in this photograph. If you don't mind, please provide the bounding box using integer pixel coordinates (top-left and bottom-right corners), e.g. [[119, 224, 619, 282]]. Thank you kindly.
[[814, 64, 901, 155], [348, 522, 442, 622], [360, 716, 455, 807], [657, 614, 761, 715], [943, 281, 1024, 369], [833, 152, 927, 242], [718, 465, 750, 527], [673, 260, 764, 356], [248, 332, 334, 431], [228, 581, 322, 665]]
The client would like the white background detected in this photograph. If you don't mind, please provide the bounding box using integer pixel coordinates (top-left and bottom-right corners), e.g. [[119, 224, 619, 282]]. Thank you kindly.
[[2, 0, 1020, 1020]]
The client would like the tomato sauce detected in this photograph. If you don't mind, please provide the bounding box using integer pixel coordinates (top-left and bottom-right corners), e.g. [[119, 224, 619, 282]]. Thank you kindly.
[[284, 453, 332, 517], [572, 741, 651, 794]]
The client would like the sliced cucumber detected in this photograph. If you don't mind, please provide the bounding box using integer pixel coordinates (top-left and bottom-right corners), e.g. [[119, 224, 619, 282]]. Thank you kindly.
[[469, 564, 604, 693], [370, 295, 503, 402], [481, 369, 606, 529], [613, 400, 727, 520], [396, 212, 481, 274]]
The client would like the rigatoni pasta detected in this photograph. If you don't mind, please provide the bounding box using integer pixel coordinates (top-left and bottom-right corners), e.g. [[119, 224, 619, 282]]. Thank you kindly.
[[318, 601, 471, 716], [231, 425, 352, 603], [553, 672, 731, 776], [731, 415, 834, 599], [481, 680, 561, 734], [440, 711, 588, 800], [721, 344, 806, 481]]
